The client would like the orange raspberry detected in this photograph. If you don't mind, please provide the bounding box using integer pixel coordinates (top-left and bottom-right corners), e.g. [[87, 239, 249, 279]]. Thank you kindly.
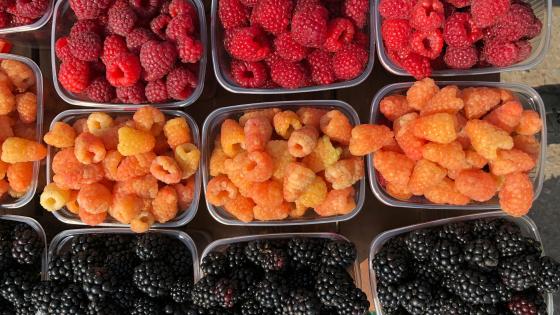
[[273, 111, 302, 139], [516, 110, 542, 136], [394, 113, 425, 161], [237, 151, 274, 182], [489, 149, 536, 176], [133, 106, 165, 136], [77, 183, 112, 214], [15, 92, 36, 124], [244, 117, 273, 152], [81, 163, 104, 185], [86, 112, 114, 137], [52, 148, 81, 175], [117, 126, 156, 156], [373, 151, 415, 187], [406, 78, 439, 111], [44, 122, 76, 148], [421, 85, 464, 116], [210, 145, 229, 177], [499, 172, 534, 217], [0, 59, 35, 92], [224, 195, 255, 223], [465, 120, 513, 160], [0, 71, 13, 90], [224, 159, 252, 197], [408, 159, 447, 196], [422, 141, 468, 171], [0, 82, 15, 115], [0, 159, 7, 179], [250, 180, 284, 207], [150, 156, 182, 184], [114, 175, 159, 199], [412, 113, 457, 144], [74, 132, 106, 164], [314, 187, 356, 216], [302, 136, 342, 172], [319, 110, 353, 145], [40, 183, 71, 212], [102, 150, 123, 181], [283, 162, 316, 202], [462, 87, 501, 119], [424, 177, 471, 205], [513, 135, 540, 161], [296, 176, 328, 209], [206, 175, 238, 206], [386, 182, 412, 201], [116, 152, 155, 181], [288, 126, 319, 158], [152, 185, 179, 223], [1, 137, 46, 163], [349, 124, 394, 156], [0, 115, 14, 142], [151, 133, 169, 155], [98, 126, 120, 151], [324, 158, 364, 190], [53, 173, 82, 190], [296, 107, 328, 128], [174, 143, 200, 179], [164, 117, 192, 148], [175, 177, 195, 209], [455, 169, 497, 202], [78, 207, 107, 226], [0, 179, 10, 199], [6, 162, 33, 193], [239, 108, 281, 126], [12, 123, 36, 141], [484, 100, 523, 133], [465, 149, 488, 169], [66, 190, 80, 214], [130, 211, 155, 233], [109, 193, 143, 224], [266, 140, 295, 180], [72, 118, 89, 134], [253, 202, 291, 221], [380, 95, 413, 121], [220, 119, 245, 157], [500, 88, 516, 103]]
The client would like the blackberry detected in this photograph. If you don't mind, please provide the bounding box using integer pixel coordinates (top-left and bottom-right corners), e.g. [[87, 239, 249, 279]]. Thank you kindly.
[[11, 223, 42, 265], [231, 267, 262, 301], [0, 298, 14, 315], [377, 283, 400, 314], [444, 269, 509, 305], [165, 246, 193, 279], [281, 288, 321, 315], [414, 261, 441, 286], [254, 274, 288, 311], [499, 255, 540, 291], [0, 230, 13, 271], [133, 261, 174, 298], [30, 281, 63, 314], [470, 304, 505, 315], [131, 297, 163, 315], [438, 221, 473, 245], [286, 268, 317, 290], [48, 252, 74, 283], [87, 299, 124, 315], [404, 228, 436, 261], [105, 251, 138, 280], [320, 239, 356, 269], [240, 298, 268, 314], [170, 279, 192, 303], [0, 267, 38, 305], [72, 249, 104, 283], [336, 287, 369, 315], [536, 256, 560, 293], [398, 280, 433, 315], [201, 252, 227, 276], [315, 266, 354, 308], [245, 240, 287, 271], [495, 229, 541, 258], [225, 243, 249, 269], [372, 245, 411, 284], [71, 235, 101, 256], [46, 284, 88, 315], [426, 292, 469, 315], [429, 239, 464, 274], [82, 267, 118, 302], [102, 234, 134, 253], [508, 291, 547, 315], [113, 281, 140, 309], [288, 238, 324, 270], [464, 239, 500, 271], [135, 233, 170, 261], [192, 276, 239, 309]]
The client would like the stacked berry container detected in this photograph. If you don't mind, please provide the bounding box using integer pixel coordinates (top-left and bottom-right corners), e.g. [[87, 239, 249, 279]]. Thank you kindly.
[[0, 0, 54, 34], [367, 81, 547, 210]]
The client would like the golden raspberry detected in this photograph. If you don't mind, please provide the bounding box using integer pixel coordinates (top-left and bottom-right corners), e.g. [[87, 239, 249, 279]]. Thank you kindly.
[[0, 71, 13, 91], [349, 124, 394, 156], [239, 108, 281, 126], [150, 156, 182, 184], [79, 207, 108, 226], [302, 136, 342, 173], [224, 195, 255, 223], [44, 122, 76, 148], [283, 162, 316, 202], [224, 159, 252, 197], [1, 137, 46, 163], [0, 60, 35, 92], [253, 202, 291, 221], [109, 194, 143, 224], [74, 132, 106, 164], [288, 126, 319, 158], [175, 143, 200, 179], [153, 133, 170, 155], [80, 163, 105, 186], [484, 100, 523, 133], [0, 82, 15, 115], [465, 119, 513, 160], [53, 174, 81, 191], [500, 88, 516, 103], [380, 94, 413, 121], [0, 115, 14, 142], [421, 85, 464, 116], [6, 162, 33, 193], [244, 117, 273, 152], [114, 175, 159, 199], [116, 152, 155, 181], [0, 180, 9, 199], [499, 172, 534, 217], [117, 126, 156, 156], [320, 110, 353, 145], [394, 113, 425, 161], [515, 110, 542, 136], [386, 182, 412, 201], [324, 158, 364, 190], [424, 177, 470, 205], [406, 78, 439, 111], [87, 112, 114, 137], [152, 185, 179, 223], [513, 135, 539, 161], [296, 107, 328, 128], [273, 110, 302, 139], [422, 141, 469, 171], [175, 177, 195, 209], [77, 183, 112, 214], [314, 187, 356, 216], [130, 211, 156, 233], [220, 119, 245, 157], [462, 87, 501, 119], [296, 176, 328, 209], [266, 140, 295, 180], [489, 149, 535, 176], [133, 106, 165, 135], [250, 180, 284, 207], [73, 118, 89, 134], [164, 117, 192, 149], [290, 202, 308, 219], [15, 92, 36, 124], [465, 149, 488, 169], [235, 151, 274, 183], [101, 150, 121, 182], [209, 145, 229, 177], [40, 183, 71, 212], [374, 150, 415, 187], [455, 169, 497, 202], [408, 159, 447, 196], [207, 175, 238, 206], [412, 113, 457, 144], [66, 190, 79, 214]]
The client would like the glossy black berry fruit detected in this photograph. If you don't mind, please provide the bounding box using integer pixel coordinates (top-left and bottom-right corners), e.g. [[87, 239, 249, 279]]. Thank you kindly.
[[254, 274, 288, 311], [429, 239, 464, 274], [105, 251, 138, 280], [320, 240, 356, 269], [372, 244, 411, 285], [398, 280, 433, 315], [170, 279, 192, 303], [404, 229, 436, 262], [444, 269, 509, 305], [495, 229, 541, 258], [377, 283, 400, 314], [464, 238, 500, 271], [48, 252, 73, 283], [287, 238, 324, 270], [499, 255, 541, 291], [536, 256, 560, 293], [87, 299, 124, 315], [201, 252, 227, 276], [314, 266, 354, 308], [281, 289, 321, 315], [11, 224, 42, 265], [245, 240, 287, 271], [225, 243, 248, 269], [133, 261, 174, 298], [437, 221, 472, 245], [113, 281, 141, 309], [131, 297, 162, 315], [82, 267, 118, 302], [47, 284, 88, 315], [135, 233, 169, 261]]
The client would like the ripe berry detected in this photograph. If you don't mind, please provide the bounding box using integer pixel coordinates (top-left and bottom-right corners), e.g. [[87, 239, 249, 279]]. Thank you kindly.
[[251, 0, 293, 35], [483, 40, 520, 68], [145, 79, 169, 103], [166, 14, 196, 42], [230, 60, 268, 88], [444, 45, 478, 69], [224, 26, 272, 62], [106, 53, 142, 87], [116, 82, 147, 104], [400, 52, 432, 80], [323, 18, 355, 53], [139, 40, 177, 81], [378, 0, 415, 19], [59, 58, 91, 93], [70, 0, 113, 20], [269, 58, 308, 89], [69, 31, 102, 62], [381, 19, 412, 53], [86, 77, 116, 103], [177, 36, 203, 63], [332, 43, 368, 80], [307, 49, 335, 85], [471, 0, 510, 28], [410, 29, 443, 60], [343, 0, 369, 29], [166, 66, 197, 100], [443, 12, 483, 48], [126, 27, 155, 54], [274, 32, 309, 62], [108, 0, 138, 37], [291, 4, 329, 48], [101, 34, 128, 66], [409, 0, 445, 31], [218, 0, 249, 29]]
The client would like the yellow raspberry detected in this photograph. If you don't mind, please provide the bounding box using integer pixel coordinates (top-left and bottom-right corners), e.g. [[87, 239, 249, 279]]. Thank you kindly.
[[40, 183, 71, 212], [266, 140, 295, 181], [109, 194, 143, 224], [174, 143, 200, 179], [462, 87, 501, 119], [412, 113, 457, 144], [7, 162, 33, 193], [220, 119, 245, 158], [273, 110, 303, 139], [0, 82, 15, 115], [130, 211, 156, 233], [152, 186, 179, 223], [0, 60, 35, 92], [87, 112, 114, 137], [1, 137, 47, 163], [66, 190, 79, 214], [209, 145, 229, 177], [406, 78, 439, 111], [407, 159, 447, 196], [15, 92, 36, 124], [420, 85, 464, 116], [0, 115, 14, 142], [302, 135, 343, 172], [386, 182, 412, 201], [133, 106, 165, 135], [43, 122, 76, 148], [424, 177, 471, 205], [422, 141, 469, 171], [296, 176, 328, 209], [0, 160, 8, 180], [117, 126, 156, 156], [465, 120, 513, 160], [239, 108, 280, 126], [164, 117, 192, 148]]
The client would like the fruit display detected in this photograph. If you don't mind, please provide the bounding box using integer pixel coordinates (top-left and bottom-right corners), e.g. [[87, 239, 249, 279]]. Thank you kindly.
[[371, 217, 560, 314], [54, 0, 204, 105], [0, 57, 47, 204], [195, 236, 369, 314], [370, 79, 543, 216], [216, 0, 371, 90], [40, 106, 200, 232], [378, 0, 544, 79], [0, 0, 51, 29]]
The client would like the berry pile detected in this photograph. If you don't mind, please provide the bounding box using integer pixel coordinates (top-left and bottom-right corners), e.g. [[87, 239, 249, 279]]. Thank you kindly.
[[40, 106, 199, 232], [379, 0, 544, 79], [208, 106, 386, 222], [55, 0, 203, 104], [0, 0, 50, 29], [373, 79, 542, 216], [372, 217, 560, 315], [217, 0, 370, 89], [0, 58, 47, 202], [194, 237, 369, 314]]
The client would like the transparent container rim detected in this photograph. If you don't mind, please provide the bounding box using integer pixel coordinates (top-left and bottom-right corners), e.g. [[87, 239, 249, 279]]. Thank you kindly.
[[367, 211, 554, 315], [201, 100, 366, 226], [0, 0, 54, 34], [209, 0, 376, 94], [367, 81, 547, 210], [45, 108, 202, 228], [48, 227, 201, 281], [0, 53, 44, 209], [373, 0, 553, 76], [49, 0, 207, 108]]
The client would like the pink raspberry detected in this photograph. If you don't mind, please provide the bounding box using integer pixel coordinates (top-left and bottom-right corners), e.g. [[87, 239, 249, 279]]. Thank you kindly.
[[55, 37, 72, 62], [218, 0, 249, 29], [483, 40, 520, 67], [108, 0, 138, 36], [400, 52, 432, 80], [126, 27, 156, 53], [291, 4, 329, 48], [332, 43, 368, 80], [515, 40, 532, 63], [446, 0, 470, 8], [166, 66, 197, 100], [343, 0, 369, 29], [485, 3, 539, 42], [378, 0, 415, 19], [381, 19, 411, 53], [230, 60, 268, 88], [85, 77, 115, 103], [444, 45, 478, 69], [251, 0, 294, 35], [101, 34, 129, 66], [526, 19, 542, 39], [169, 0, 196, 18], [106, 53, 142, 87], [443, 12, 483, 48], [307, 49, 335, 85], [129, 0, 160, 18], [269, 58, 308, 89], [69, 19, 102, 39], [69, 31, 102, 62], [58, 58, 91, 93], [471, 0, 510, 28], [323, 18, 355, 53], [178, 36, 203, 63], [410, 0, 445, 31], [145, 79, 170, 103], [150, 14, 172, 39], [410, 29, 443, 60], [224, 26, 272, 62], [166, 14, 196, 42], [274, 32, 309, 62], [116, 82, 147, 104], [15, 0, 48, 19], [139, 40, 177, 81], [69, 0, 113, 20]]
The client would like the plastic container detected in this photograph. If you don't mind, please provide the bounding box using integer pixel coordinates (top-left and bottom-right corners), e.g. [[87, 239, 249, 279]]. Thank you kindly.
[[368, 81, 547, 210], [46, 108, 201, 228], [374, 0, 552, 76], [48, 228, 200, 282], [210, 0, 375, 94], [368, 211, 554, 315], [201, 100, 365, 226], [0, 53, 44, 209], [49, 0, 207, 108], [0, 215, 48, 280], [0, 1, 54, 35]]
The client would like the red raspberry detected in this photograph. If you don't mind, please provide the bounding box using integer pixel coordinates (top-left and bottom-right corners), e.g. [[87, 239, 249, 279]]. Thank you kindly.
[[166, 14, 195, 42], [332, 43, 368, 80], [483, 40, 520, 67], [410, 0, 445, 31], [150, 14, 172, 39], [166, 66, 197, 100], [471, 0, 510, 28], [129, 0, 160, 18], [139, 40, 177, 81], [0, 38, 11, 53], [169, 0, 196, 18], [291, 4, 329, 48], [145, 79, 169, 103], [178, 36, 203, 63], [307, 49, 335, 85], [224, 26, 271, 62], [0, 13, 8, 28], [240, 0, 257, 7], [410, 29, 443, 60], [116, 82, 147, 104], [85, 77, 115, 103], [251, 0, 293, 35], [446, 0, 470, 8], [69, 0, 113, 20], [400, 52, 432, 80], [526, 19, 542, 39], [323, 18, 355, 52], [443, 12, 483, 48], [485, 4, 538, 42], [343, 0, 368, 29], [126, 27, 155, 53], [55, 37, 72, 62], [9, 15, 35, 27], [69, 31, 102, 62], [269, 59, 308, 89], [515, 40, 532, 63], [101, 35, 128, 66], [381, 19, 411, 53], [69, 19, 102, 38], [58, 58, 91, 93], [230, 60, 268, 88], [295, 0, 320, 11], [378, 0, 415, 19], [106, 53, 142, 87], [274, 32, 309, 62], [218, 0, 249, 29], [108, 0, 138, 36], [353, 31, 368, 48], [444, 45, 478, 69]]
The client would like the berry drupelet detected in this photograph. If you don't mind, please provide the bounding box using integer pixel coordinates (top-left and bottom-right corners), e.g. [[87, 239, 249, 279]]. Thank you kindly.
[[133, 260, 174, 298], [201, 252, 228, 276], [11, 223, 42, 265], [245, 240, 287, 271], [320, 239, 356, 269]]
